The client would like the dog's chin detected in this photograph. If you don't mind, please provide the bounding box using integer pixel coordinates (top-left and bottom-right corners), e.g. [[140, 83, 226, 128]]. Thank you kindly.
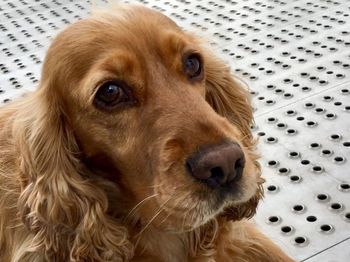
[[158, 211, 218, 233], [221, 186, 263, 222], [156, 188, 260, 233]]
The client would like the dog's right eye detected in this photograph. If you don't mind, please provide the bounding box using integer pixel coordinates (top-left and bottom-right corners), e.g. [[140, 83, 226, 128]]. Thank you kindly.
[[94, 81, 133, 110], [183, 53, 203, 81]]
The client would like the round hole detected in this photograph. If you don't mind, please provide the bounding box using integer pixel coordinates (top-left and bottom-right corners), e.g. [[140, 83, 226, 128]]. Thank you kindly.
[[311, 165, 324, 173], [283, 78, 293, 83], [293, 236, 308, 246], [309, 143, 321, 149], [344, 213, 350, 222], [278, 167, 290, 175], [316, 193, 329, 202], [284, 93, 293, 98], [301, 159, 310, 165], [319, 224, 334, 234], [333, 156, 346, 164], [292, 204, 306, 213], [304, 102, 315, 109], [296, 116, 305, 121], [257, 132, 266, 136], [325, 113, 336, 120], [286, 129, 297, 135], [288, 151, 300, 158], [281, 226, 293, 234], [306, 216, 317, 222], [306, 121, 317, 127], [267, 117, 278, 123], [302, 86, 311, 92], [341, 89, 350, 94], [265, 100, 275, 105], [267, 160, 279, 167], [265, 136, 278, 143], [314, 108, 325, 114], [267, 216, 281, 224], [321, 149, 333, 157], [276, 123, 286, 129], [330, 134, 342, 141], [343, 142, 350, 147], [338, 183, 350, 192], [323, 96, 333, 101], [320, 224, 331, 231], [290, 175, 302, 183], [267, 185, 279, 193], [329, 202, 343, 212], [319, 80, 328, 86], [285, 110, 296, 116]]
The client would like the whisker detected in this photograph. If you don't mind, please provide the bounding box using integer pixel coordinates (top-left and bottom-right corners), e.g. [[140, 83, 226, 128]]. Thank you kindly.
[[158, 190, 192, 227], [134, 196, 174, 247], [125, 193, 158, 219]]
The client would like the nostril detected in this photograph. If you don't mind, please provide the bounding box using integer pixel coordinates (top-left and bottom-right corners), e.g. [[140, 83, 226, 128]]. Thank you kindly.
[[185, 161, 193, 174], [210, 167, 224, 178], [232, 158, 244, 180], [235, 158, 244, 171], [209, 166, 224, 186]]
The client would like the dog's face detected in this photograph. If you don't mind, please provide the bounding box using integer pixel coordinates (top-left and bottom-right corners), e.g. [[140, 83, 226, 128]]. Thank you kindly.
[[42, 5, 261, 232]]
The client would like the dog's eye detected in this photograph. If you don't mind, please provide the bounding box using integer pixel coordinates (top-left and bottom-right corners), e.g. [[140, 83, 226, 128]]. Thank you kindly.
[[94, 81, 131, 109], [183, 53, 203, 80]]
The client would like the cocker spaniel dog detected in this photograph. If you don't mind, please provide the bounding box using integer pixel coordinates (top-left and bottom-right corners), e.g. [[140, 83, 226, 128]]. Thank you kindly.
[[0, 4, 294, 262]]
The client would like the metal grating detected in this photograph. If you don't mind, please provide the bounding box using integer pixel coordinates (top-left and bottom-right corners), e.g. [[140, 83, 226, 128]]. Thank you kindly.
[[0, 0, 349, 261]]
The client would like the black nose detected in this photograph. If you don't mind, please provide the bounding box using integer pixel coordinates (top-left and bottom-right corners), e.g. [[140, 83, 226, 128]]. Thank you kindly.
[[186, 141, 245, 188]]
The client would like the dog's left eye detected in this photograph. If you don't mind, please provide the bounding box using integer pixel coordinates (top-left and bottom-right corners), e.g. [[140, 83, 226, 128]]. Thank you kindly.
[[183, 53, 203, 80], [94, 81, 131, 110]]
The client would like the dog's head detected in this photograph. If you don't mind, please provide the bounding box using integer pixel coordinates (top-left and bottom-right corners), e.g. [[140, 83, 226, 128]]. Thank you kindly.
[[27, 5, 262, 234]]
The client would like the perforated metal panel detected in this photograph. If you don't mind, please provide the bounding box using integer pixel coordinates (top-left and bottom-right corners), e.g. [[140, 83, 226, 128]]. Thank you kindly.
[[0, 0, 349, 261]]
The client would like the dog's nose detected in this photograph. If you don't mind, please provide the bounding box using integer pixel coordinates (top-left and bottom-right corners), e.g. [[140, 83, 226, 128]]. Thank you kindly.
[[186, 142, 245, 188]]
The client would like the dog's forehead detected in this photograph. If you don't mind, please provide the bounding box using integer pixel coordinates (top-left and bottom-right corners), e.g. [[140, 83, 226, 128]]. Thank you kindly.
[[41, 6, 196, 93]]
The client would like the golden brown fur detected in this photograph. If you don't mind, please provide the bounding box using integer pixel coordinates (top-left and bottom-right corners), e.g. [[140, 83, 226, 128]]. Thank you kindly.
[[0, 4, 294, 262]]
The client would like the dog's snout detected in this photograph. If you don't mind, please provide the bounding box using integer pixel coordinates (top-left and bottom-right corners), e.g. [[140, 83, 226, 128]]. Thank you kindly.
[[186, 142, 245, 188]]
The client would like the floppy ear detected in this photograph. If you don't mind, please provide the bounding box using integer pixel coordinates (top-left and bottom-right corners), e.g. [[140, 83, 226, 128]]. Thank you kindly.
[[14, 86, 133, 261], [204, 54, 254, 140]]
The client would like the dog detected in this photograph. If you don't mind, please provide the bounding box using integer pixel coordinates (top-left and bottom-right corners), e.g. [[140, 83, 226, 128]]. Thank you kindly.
[[0, 4, 294, 262]]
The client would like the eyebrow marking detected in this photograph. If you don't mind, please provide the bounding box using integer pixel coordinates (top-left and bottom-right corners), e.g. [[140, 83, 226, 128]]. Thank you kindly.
[[99, 50, 137, 76]]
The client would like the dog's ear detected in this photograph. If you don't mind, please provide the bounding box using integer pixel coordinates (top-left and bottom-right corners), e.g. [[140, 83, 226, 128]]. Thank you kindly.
[[14, 85, 132, 261], [204, 54, 253, 140]]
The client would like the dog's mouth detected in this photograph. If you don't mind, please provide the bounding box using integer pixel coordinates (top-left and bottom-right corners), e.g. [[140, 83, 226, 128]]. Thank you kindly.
[[152, 179, 261, 232]]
